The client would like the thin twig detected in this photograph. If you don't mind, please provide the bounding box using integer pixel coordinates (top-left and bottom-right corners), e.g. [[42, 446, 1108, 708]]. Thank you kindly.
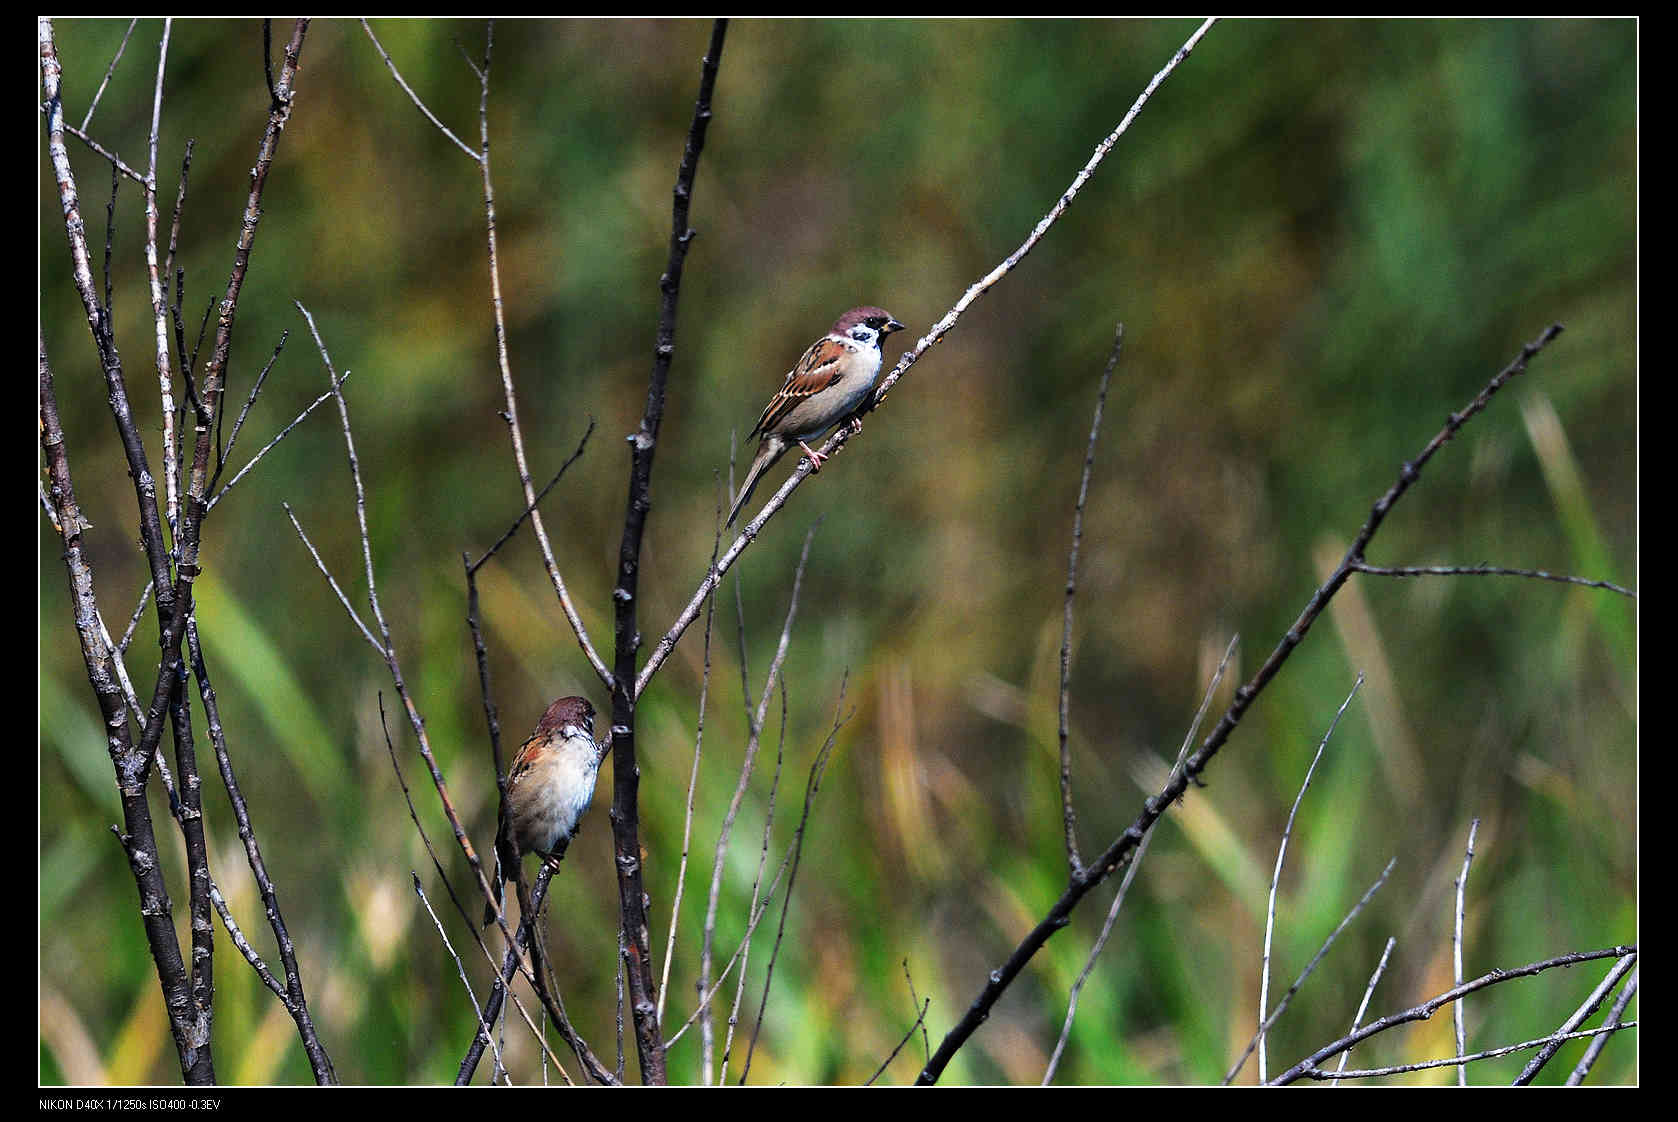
[[866, 999, 932, 1086], [719, 684, 788, 1083], [80, 17, 138, 129], [188, 612, 335, 1082], [1351, 561, 1634, 599], [1057, 323, 1123, 875], [360, 19, 483, 162], [209, 370, 346, 513], [657, 479, 726, 1025], [904, 960, 931, 1065], [209, 329, 289, 496], [662, 839, 801, 1049], [282, 503, 382, 653], [1452, 817, 1481, 1085], [1256, 674, 1365, 1082], [411, 875, 522, 1086], [466, 419, 596, 574], [290, 307, 569, 1058], [698, 518, 815, 1080], [740, 674, 851, 1083], [48, 116, 149, 185], [375, 697, 595, 1082], [142, 20, 179, 531], [1331, 936, 1396, 1085]]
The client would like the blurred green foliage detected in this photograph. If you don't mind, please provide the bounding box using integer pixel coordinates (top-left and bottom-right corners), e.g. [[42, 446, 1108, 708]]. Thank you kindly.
[[40, 18, 1635, 1086]]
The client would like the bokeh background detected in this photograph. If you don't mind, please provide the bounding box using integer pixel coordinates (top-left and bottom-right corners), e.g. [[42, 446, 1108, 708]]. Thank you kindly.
[[40, 18, 1636, 1086]]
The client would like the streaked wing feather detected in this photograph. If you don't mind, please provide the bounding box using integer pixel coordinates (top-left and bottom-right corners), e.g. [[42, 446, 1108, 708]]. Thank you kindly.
[[750, 337, 848, 437]]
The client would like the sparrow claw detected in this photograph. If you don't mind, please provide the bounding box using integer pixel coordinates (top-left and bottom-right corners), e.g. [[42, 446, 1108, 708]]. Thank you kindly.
[[798, 440, 828, 472], [847, 416, 864, 437]]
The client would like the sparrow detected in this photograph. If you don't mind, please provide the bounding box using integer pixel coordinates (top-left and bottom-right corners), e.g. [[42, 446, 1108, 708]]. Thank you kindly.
[[483, 695, 604, 926], [725, 306, 905, 527]]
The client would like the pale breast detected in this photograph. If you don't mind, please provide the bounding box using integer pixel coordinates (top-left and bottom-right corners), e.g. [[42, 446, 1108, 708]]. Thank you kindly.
[[779, 343, 882, 441], [507, 742, 600, 856]]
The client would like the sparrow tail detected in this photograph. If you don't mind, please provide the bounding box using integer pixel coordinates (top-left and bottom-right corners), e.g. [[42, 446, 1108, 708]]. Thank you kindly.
[[726, 438, 785, 528]]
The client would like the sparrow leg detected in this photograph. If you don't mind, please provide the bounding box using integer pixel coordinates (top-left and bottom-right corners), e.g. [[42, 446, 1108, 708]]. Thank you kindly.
[[797, 440, 828, 472], [846, 416, 863, 437]]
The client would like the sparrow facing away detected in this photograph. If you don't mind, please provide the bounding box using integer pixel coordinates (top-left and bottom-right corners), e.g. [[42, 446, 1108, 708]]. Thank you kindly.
[[483, 695, 604, 927], [725, 306, 906, 528]]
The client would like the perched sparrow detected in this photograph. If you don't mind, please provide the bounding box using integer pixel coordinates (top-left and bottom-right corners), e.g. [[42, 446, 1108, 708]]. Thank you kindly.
[[483, 696, 604, 926], [725, 306, 906, 527]]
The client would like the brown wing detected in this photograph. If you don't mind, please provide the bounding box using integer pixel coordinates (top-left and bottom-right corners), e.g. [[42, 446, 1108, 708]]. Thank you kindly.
[[749, 337, 849, 438]]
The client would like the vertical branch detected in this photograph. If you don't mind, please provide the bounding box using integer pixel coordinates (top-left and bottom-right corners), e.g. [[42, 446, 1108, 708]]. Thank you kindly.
[[607, 18, 727, 1084], [141, 19, 181, 531], [185, 615, 336, 1082], [699, 521, 814, 1080], [657, 486, 726, 1025], [1057, 323, 1123, 875], [1255, 674, 1364, 1082], [1453, 817, 1480, 1086]]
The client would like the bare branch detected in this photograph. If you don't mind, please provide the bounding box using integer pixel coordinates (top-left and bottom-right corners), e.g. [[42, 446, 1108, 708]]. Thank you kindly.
[[360, 19, 483, 162], [606, 19, 728, 1083], [187, 613, 335, 1082], [1255, 674, 1365, 1082], [209, 368, 346, 515], [1331, 935, 1396, 1084], [866, 998, 932, 1087], [699, 520, 815, 1078], [1351, 561, 1634, 598], [1452, 818, 1481, 1085], [410, 875, 522, 1086], [1058, 323, 1123, 875], [657, 482, 727, 1025], [141, 20, 179, 530], [80, 17, 138, 130], [740, 674, 851, 1083]]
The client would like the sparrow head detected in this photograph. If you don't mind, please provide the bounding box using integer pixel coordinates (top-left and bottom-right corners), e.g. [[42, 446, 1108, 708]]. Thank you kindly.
[[832, 306, 905, 349], [534, 695, 596, 742]]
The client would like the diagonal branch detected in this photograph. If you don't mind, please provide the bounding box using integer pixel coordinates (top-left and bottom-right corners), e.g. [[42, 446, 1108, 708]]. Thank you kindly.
[[605, 18, 727, 1084]]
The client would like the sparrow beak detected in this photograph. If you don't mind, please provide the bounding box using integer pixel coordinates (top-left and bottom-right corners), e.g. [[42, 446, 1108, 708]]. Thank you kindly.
[[885, 318, 905, 335]]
